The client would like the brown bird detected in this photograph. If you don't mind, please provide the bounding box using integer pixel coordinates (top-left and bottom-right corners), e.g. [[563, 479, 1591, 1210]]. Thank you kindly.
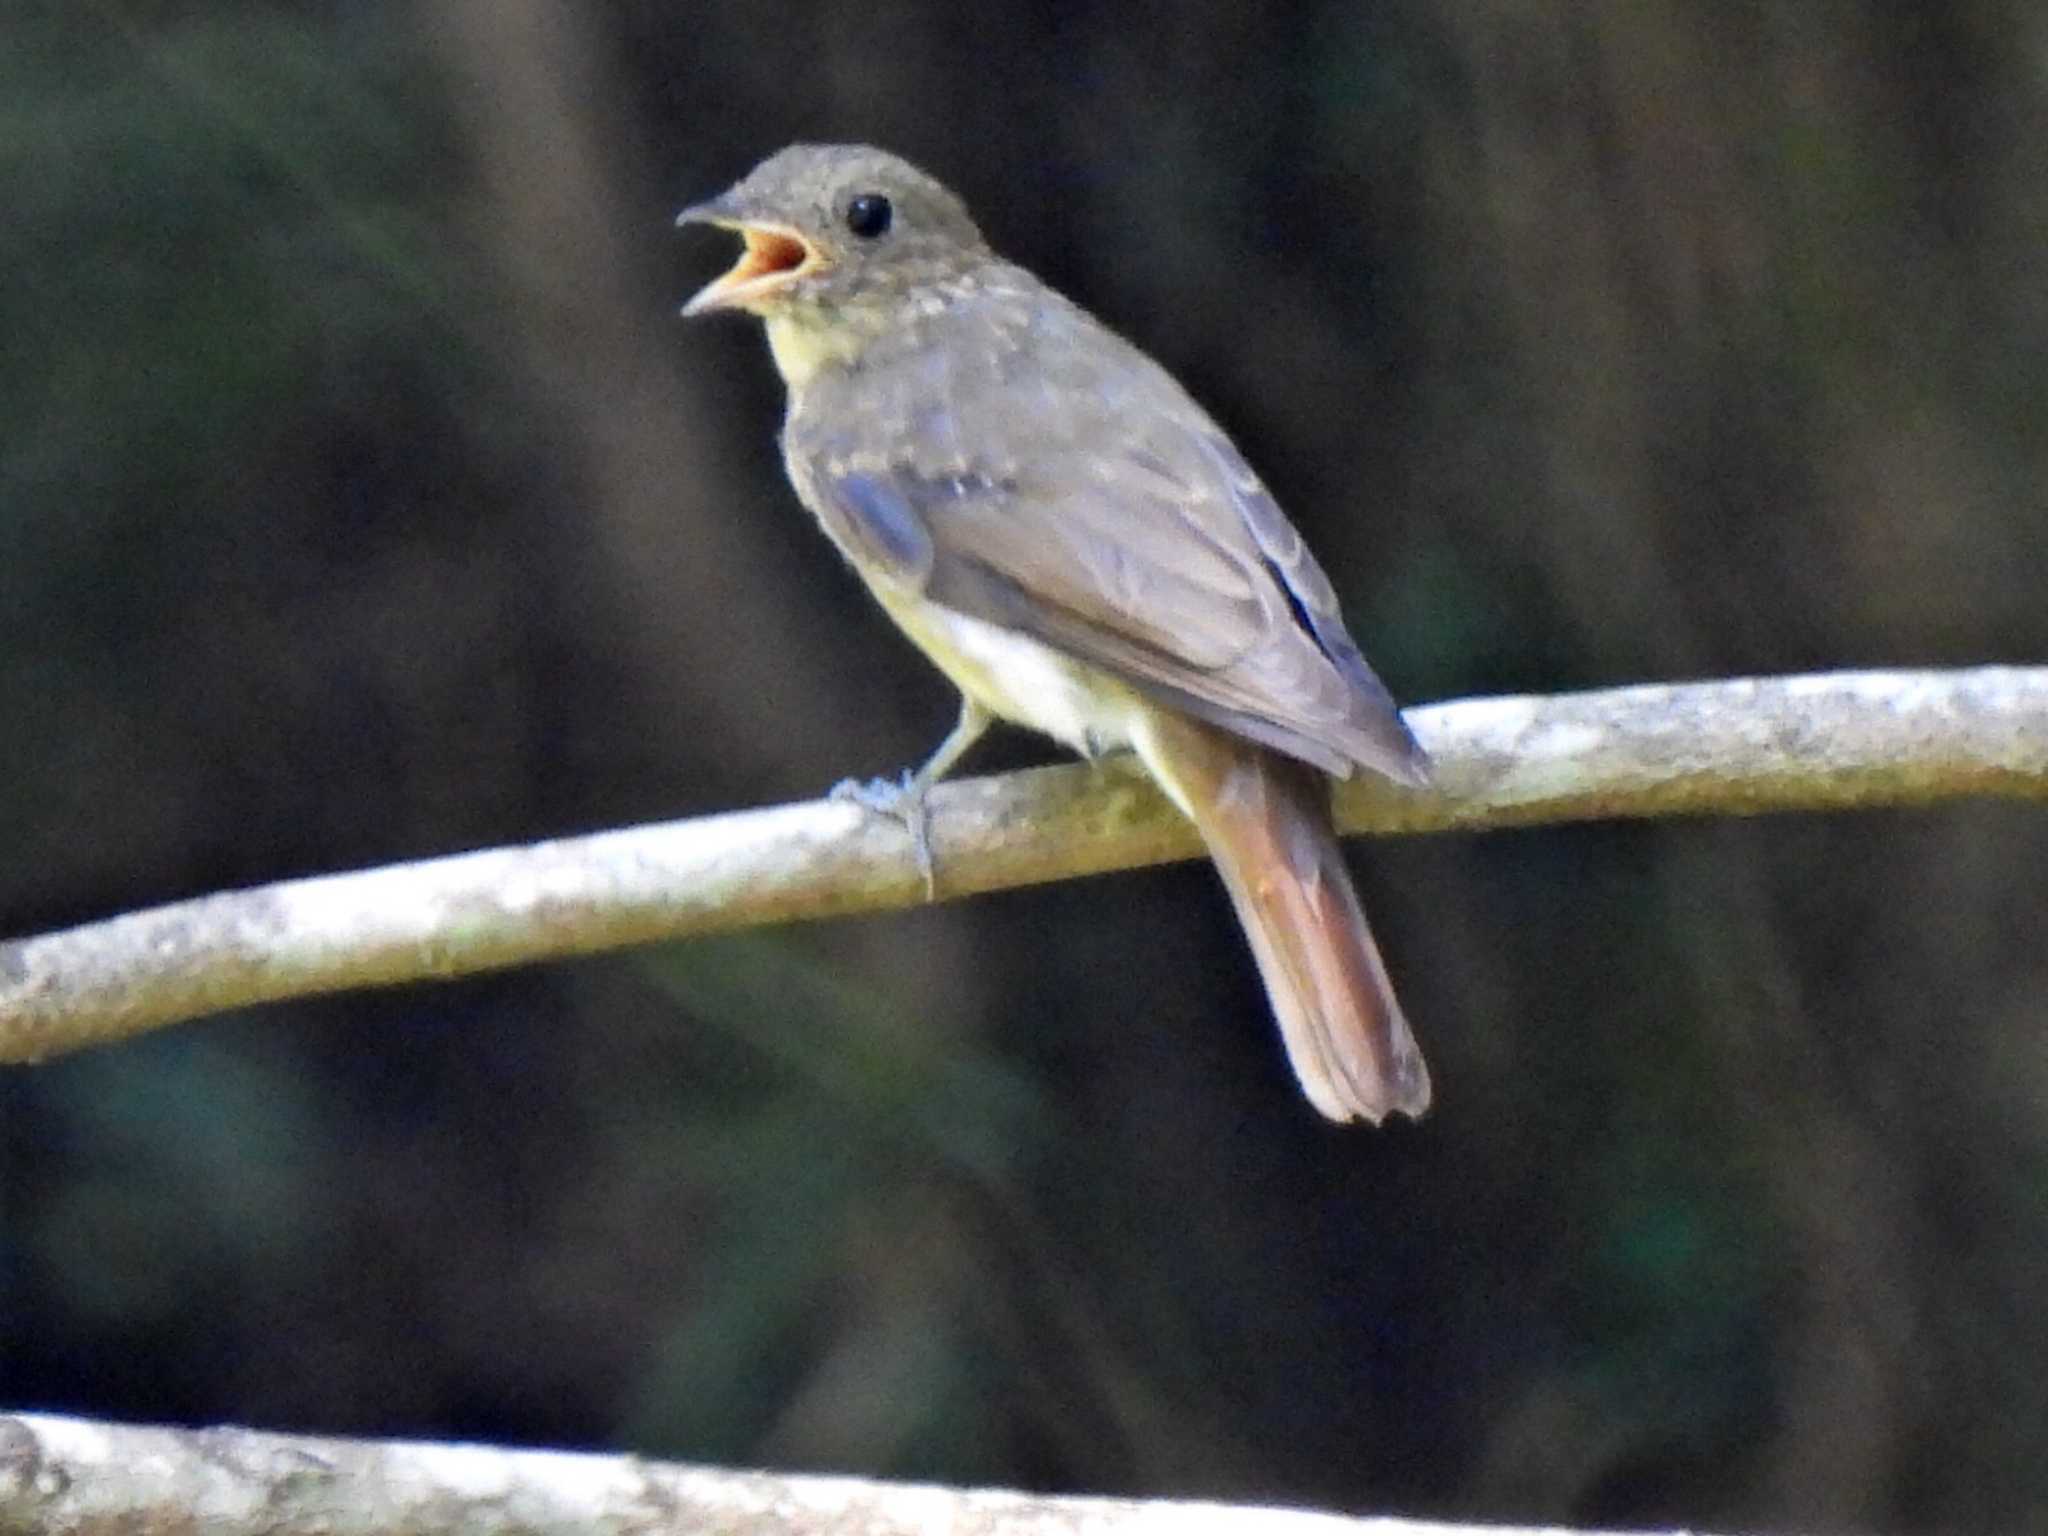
[[679, 144, 1431, 1123]]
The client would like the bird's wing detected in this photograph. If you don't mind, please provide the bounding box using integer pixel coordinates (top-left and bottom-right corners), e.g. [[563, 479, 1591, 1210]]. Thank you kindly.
[[786, 280, 1427, 784]]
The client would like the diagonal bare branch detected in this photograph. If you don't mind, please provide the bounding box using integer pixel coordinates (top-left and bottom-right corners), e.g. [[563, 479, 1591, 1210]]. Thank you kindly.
[[2, 666, 2043, 1066]]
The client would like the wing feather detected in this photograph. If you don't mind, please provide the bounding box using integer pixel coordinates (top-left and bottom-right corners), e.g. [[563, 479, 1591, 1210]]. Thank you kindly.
[[783, 274, 1428, 785]]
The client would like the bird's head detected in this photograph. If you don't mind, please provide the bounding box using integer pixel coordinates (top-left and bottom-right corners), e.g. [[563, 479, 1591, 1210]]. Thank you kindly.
[[678, 144, 990, 326]]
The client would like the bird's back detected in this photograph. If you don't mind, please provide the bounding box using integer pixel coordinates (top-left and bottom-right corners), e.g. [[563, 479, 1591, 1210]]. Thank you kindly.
[[783, 265, 1428, 787]]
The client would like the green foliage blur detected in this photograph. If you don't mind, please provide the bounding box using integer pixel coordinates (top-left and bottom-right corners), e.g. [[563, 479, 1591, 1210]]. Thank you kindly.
[[4, 4, 2046, 1532]]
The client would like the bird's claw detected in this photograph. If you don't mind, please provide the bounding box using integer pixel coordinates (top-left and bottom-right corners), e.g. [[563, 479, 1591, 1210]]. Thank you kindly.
[[829, 770, 937, 896]]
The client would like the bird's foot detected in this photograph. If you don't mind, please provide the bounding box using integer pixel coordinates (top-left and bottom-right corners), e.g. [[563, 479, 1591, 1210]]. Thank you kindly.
[[829, 770, 937, 896]]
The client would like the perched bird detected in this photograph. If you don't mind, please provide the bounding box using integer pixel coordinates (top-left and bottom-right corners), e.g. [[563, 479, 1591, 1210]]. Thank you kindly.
[[679, 144, 1432, 1123]]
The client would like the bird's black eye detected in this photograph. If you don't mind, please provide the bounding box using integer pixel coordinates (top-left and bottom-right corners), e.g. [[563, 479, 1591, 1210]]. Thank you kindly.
[[844, 192, 892, 239]]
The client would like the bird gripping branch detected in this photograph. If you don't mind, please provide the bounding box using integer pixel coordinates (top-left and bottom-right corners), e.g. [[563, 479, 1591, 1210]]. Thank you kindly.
[[679, 144, 1432, 1123]]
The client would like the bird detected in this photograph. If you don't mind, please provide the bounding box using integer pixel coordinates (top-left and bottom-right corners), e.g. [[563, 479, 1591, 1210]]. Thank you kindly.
[[677, 144, 1432, 1123]]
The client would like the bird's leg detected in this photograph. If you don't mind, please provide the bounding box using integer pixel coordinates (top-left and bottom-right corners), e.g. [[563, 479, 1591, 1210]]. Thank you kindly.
[[831, 695, 993, 896]]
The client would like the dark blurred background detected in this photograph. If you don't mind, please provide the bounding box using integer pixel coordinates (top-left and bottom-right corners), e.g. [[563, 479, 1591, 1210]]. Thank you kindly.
[[4, 3, 2046, 1531]]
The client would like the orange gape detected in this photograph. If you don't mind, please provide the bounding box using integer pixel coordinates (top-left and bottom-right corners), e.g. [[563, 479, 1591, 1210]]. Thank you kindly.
[[682, 142, 1435, 1122]]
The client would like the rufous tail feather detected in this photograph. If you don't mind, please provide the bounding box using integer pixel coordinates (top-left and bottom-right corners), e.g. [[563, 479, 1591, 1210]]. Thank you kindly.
[[1134, 709, 1430, 1124]]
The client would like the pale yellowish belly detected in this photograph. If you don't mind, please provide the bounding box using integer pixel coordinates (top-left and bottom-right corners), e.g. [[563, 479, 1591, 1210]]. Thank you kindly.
[[870, 585, 1144, 760]]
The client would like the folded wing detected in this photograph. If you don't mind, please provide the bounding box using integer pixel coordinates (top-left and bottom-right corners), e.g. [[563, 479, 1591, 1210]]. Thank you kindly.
[[785, 277, 1428, 786]]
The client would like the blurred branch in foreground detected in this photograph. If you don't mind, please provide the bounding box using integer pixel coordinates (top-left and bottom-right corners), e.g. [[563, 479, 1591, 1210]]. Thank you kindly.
[[1, 667, 2043, 1065], [0, 1411, 1726, 1536]]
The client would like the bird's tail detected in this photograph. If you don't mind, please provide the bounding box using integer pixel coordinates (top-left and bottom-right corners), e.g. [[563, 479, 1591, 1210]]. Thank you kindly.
[[1133, 709, 1431, 1124]]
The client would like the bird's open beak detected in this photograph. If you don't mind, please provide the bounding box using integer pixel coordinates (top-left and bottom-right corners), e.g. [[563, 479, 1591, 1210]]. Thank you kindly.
[[676, 199, 825, 317]]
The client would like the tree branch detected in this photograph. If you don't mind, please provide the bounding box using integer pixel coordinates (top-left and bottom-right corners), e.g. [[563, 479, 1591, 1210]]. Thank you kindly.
[[2, 666, 2043, 1065], [0, 1411, 1715, 1536]]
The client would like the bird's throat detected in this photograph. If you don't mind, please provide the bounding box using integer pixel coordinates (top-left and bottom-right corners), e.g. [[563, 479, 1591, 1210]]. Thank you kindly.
[[764, 310, 871, 390]]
